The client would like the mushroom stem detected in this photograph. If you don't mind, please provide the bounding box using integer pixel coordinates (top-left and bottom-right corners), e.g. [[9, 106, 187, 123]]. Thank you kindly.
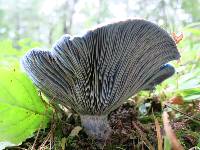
[[80, 115, 111, 140]]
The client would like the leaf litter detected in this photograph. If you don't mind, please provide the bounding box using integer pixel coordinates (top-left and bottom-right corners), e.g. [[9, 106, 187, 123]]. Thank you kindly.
[[4, 96, 200, 150]]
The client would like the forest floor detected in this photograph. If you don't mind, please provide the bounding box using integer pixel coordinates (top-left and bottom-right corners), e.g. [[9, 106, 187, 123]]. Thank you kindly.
[[5, 96, 200, 150]]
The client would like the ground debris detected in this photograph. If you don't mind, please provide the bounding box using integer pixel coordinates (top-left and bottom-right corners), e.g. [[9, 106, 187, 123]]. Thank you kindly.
[[5, 99, 200, 150]]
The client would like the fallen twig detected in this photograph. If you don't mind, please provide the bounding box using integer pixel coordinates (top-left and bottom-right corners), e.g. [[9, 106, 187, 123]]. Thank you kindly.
[[154, 118, 163, 150], [132, 122, 154, 150], [162, 111, 184, 150], [165, 102, 200, 123]]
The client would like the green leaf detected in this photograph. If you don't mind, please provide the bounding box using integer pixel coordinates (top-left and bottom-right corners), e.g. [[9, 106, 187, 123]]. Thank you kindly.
[[185, 28, 200, 36], [0, 68, 52, 145], [164, 136, 171, 150], [197, 136, 200, 148], [178, 87, 200, 102]]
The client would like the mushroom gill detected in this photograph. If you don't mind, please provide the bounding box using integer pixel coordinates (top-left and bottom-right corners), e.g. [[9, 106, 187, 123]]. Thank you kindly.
[[21, 19, 180, 140]]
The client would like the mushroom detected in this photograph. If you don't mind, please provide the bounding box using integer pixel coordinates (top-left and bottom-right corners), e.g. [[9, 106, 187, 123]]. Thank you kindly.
[[21, 19, 180, 140]]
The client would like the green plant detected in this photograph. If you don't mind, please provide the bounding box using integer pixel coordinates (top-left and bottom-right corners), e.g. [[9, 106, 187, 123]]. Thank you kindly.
[[0, 38, 52, 149], [0, 67, 52, 148]]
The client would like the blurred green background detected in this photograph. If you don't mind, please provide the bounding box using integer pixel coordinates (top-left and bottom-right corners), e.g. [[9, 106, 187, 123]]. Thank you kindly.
[[0, 0, 199, 98]]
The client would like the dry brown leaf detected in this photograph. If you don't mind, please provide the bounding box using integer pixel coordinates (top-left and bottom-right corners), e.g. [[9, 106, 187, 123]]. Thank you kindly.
[[172, 32, 183, 44], [69, 126, 82, 137], [169, 96, 184, 105], [162, 111, 184, 150], [155, 118, 163, 150]]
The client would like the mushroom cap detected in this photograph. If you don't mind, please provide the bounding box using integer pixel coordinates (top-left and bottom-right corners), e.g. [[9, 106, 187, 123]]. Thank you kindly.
[[21, 19, 180, 115]]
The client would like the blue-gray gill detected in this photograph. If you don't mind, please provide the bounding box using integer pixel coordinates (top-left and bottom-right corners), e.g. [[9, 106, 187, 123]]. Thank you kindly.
[[21, 19, 180, 140]]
